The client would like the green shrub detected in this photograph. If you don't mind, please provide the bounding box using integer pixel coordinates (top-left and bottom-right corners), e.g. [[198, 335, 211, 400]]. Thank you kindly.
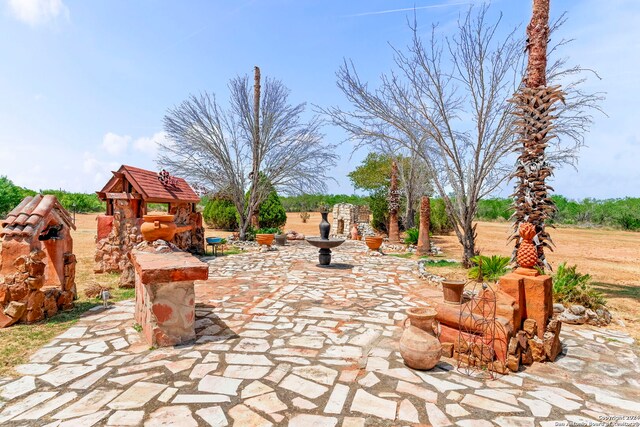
[[203, 197, 238, 230], [553, 262, 606, 309], [468, 255, 511, 282], [0, 176, 33, 217], [404, 227, 419, 245], [430, 198, 454, 234], [40, 190, 104, 213], [258, 191, 287, 229], [369, 188, 389, 233], [476, 198, 511, 221]]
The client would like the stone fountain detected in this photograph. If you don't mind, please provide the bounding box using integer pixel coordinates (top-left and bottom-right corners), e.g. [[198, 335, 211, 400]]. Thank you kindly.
[[305, 211, 345, 266]]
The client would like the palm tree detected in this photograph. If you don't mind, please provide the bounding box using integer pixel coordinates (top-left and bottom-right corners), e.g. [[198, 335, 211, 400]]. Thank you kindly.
[[511, 0, 564, 270]]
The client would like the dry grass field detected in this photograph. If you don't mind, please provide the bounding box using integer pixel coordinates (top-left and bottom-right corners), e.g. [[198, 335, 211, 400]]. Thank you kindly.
[[0, 212, 637, 375]]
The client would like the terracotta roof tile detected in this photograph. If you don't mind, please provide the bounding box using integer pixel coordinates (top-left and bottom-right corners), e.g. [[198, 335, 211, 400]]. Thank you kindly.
[[1, 195, 76, 238], [99, 165, 200, 203]]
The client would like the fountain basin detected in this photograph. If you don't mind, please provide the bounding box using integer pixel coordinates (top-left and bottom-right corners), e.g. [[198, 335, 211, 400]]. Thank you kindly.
[[305, 237, 346, 249], [305, 237, 346, 266]]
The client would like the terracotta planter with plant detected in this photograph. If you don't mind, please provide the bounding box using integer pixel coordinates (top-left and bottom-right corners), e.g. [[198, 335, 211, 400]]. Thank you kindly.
[[365, 236, 383, 250]]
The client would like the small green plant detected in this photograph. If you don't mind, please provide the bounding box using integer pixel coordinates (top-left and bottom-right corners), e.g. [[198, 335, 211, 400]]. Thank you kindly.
[[552, 262, 606, 309], [422, 259, 461, 267], [300, 211, 310, 223], [256, 227, 280, 234], [389, 253, 413, 259], [133, 323, 143, 333], [404, 227, 419, 245], [468, 255, 510, 282]]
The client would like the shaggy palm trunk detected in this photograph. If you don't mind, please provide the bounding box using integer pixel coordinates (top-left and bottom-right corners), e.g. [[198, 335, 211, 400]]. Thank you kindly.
[[416, 196, 430, 256], [388, 160, 400, 242], [511, 0, 562, 269]]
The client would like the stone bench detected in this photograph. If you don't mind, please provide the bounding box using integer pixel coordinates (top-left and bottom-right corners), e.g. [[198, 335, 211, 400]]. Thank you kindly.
[[130, 249, 208, 347]]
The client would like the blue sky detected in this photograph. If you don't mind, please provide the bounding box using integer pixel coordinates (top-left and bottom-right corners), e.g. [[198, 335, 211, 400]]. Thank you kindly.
[[0, 0, 638, 199]]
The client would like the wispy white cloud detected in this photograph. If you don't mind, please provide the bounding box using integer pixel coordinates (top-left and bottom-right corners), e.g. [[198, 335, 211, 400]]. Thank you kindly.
[[101, 132, 131, 156], [5, 0, 69, 27], [344, 1, 472, 18], [133, 131, 168, 157]]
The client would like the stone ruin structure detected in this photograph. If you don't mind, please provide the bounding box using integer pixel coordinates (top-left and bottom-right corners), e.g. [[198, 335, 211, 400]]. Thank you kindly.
[[0, 195, 77, 327], [94, 165, 204, 287], [331, 203, 370, 237]]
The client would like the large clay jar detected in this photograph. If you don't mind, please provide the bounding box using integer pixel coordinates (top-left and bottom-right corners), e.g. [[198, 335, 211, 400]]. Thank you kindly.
[[442, 279, 465, 305], [140, 215, 177, 242], [400, 307, 442, 370], [350, 223, 360, 240], [256, 233, 275, 247], [365, 236, 383, 250]]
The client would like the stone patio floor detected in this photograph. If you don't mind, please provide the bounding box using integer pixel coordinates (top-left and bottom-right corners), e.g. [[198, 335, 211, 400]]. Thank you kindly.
[[1, 241, 639, 426]]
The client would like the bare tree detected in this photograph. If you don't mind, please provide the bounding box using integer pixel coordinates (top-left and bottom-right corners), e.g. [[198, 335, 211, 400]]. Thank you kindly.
[[323, 6, 601, 267], [160, 68, 338, 240]]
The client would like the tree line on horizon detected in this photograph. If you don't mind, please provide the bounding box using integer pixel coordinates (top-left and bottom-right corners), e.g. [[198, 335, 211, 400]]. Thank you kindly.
[[1, 175, 639, 231]]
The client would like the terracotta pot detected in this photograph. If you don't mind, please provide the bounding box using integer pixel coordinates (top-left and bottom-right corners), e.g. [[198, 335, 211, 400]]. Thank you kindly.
[[274, 234, 287, 246], [256, 233, 275, 247], [400, 307, 442, 370], [140, 215, 176, 242], [442, 279, 465, 305], [365, 236, 383, 250]]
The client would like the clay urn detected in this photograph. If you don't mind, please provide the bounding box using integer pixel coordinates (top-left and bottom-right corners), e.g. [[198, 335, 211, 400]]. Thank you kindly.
[[442, 279, 465, 304], [350, 223, 360, 240], [140, 215, 177, 242], [399, 307, 442, 370], [365, 236, 383, 250], [256, 233, 275, 247]]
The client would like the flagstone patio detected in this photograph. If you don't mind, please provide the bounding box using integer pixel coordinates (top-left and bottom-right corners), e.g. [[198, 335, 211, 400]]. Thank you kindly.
[[1, 241, 638, 426]]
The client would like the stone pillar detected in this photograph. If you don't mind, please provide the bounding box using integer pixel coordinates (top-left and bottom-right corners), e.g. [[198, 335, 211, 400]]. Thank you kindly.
[[416, 196, 431, 255], [130, 249, 208, 347], [498, 269, 553, 339]]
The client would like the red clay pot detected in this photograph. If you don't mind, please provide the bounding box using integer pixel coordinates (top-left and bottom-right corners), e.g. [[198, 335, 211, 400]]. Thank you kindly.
[[365, 236, 383, 250], [256, 234, 275, 247]]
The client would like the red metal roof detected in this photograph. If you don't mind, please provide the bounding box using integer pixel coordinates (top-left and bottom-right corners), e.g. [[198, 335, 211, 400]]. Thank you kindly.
[[1, 195, 76, 238], [98, 165, 200, 203]]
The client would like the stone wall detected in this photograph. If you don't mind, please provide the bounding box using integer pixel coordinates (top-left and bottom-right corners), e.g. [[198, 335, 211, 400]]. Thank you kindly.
[[171, 203, 205, 256], [0, 249, 76, 327], [94, 200, 143, 274]]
